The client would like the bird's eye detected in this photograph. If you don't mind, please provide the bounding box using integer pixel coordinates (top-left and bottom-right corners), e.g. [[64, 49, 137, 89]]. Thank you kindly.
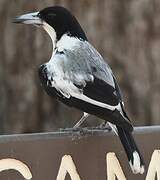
[[37, 13, 41, 17]]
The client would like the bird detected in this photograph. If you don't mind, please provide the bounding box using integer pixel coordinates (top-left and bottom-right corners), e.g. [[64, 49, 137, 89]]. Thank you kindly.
[[13, 6, 144, 174]]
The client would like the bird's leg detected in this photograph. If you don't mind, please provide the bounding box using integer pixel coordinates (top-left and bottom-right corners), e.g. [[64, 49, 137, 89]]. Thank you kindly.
[[60, 112, 89, 132], [73, 112, 89, 128]]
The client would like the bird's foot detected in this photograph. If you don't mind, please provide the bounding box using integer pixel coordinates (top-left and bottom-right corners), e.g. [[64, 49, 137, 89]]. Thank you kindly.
[[59, 127, 85, 134], [59, 123, 112, 134], [60, 127, 81, 131], [96, 122, 112, 131]]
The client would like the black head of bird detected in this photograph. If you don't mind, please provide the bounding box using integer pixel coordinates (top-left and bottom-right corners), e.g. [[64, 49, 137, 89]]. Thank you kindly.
[[13, 6, 87, 41]]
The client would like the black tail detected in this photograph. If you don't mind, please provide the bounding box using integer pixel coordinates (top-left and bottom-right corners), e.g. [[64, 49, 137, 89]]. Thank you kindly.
[[116, 126, 145, 174]]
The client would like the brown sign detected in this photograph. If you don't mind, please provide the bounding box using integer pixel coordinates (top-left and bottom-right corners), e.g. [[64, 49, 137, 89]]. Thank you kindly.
[[0, 126, 159, 180]]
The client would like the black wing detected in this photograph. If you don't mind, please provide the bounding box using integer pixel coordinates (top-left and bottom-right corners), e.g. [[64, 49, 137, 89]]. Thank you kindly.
[[73, 75, 133, 131], [83, 76, 120, 106]]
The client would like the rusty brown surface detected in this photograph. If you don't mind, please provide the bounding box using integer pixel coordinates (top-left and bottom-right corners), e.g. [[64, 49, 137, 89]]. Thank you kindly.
[[0, 126, 159, 179]]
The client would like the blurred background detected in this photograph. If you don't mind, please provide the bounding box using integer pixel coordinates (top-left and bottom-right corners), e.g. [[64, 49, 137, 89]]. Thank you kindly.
[[0, 0, 160, 134]]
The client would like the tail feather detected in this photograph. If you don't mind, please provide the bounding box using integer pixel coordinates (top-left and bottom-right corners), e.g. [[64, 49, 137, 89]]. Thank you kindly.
[[116, 126, 145, 174]]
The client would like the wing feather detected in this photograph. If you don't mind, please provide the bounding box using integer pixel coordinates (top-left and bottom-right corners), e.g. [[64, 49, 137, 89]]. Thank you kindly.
[[82, 76, 119, 106]]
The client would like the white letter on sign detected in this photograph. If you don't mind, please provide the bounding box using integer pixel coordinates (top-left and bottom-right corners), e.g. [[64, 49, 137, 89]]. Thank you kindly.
[[0, 158, 32, 179], [106, 152, 126, 180], [146, 150, 160, 180], [56, 155, 81, 180]]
